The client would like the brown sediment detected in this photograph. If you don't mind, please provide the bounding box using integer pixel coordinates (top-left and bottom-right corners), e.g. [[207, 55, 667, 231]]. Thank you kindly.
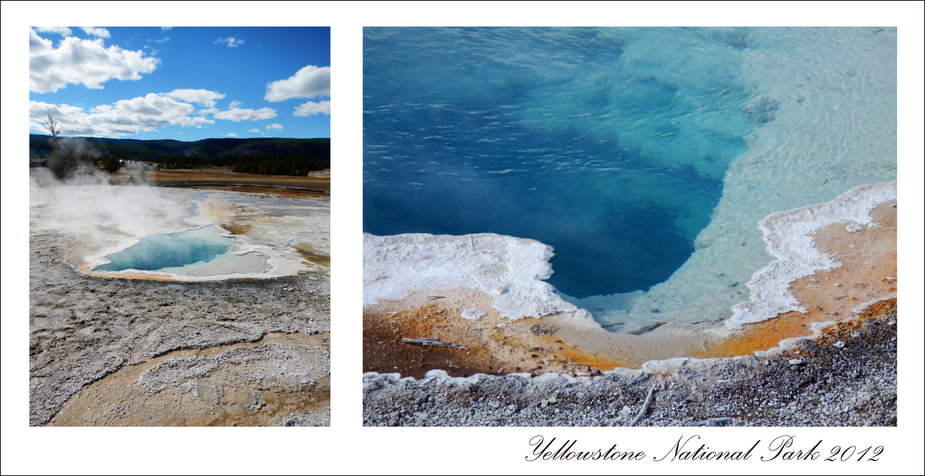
[[141, 169, 330, 193], [694, 200, 896, 359], [219, 222, 253, 235], [538, 314, 725, 369], [202, 185, 329, 199], [812, 297, 896, 348], [292, 242, 331, 267], [48, 332, 329, 427], [362, 291, 728, 376], [363, 289, 628, 379]]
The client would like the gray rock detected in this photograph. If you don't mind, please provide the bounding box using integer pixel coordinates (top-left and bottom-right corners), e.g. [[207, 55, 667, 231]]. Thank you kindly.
[[363, 312, 897, 427]]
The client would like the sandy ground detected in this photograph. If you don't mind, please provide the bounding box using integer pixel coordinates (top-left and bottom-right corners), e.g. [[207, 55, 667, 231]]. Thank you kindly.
[[362, 198, 898, 426]]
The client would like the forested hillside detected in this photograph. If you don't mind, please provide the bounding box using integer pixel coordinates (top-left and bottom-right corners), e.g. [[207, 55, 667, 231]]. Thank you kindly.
[[30, 134, 330, 175]]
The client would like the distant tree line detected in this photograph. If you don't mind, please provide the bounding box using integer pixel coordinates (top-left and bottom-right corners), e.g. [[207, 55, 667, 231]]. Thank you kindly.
[[39, 146, 329, 178], [146, 153, 328, 175], [31, 124, 330, 177], [154, 155, 239, 169], [231, 154, 329, 175]]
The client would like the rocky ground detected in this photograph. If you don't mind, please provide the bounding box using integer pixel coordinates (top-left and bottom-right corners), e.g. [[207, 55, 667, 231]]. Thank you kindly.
[[363, 299, 896, 427], [29, 229, 330, 426]]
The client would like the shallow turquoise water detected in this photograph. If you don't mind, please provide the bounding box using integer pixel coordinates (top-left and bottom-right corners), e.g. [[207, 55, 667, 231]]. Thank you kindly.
[[363, 28, 761, 298], [94, 225, 234, 273]]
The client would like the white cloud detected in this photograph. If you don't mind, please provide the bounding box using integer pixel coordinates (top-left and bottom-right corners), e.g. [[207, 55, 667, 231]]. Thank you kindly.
[[30, 95, 213, 137], [226, 133, 238, 137], [215, 36, 244, 48], [294, 100, 330, 117], [161, 27, 172, 31], [266, 123, 283, 131], [248, 128, 261, 133], [34, 27, 72, 36], [265, 65, 330, 102], [80, 27, 110, 38], [212, 104, 276, 122], [30, 29, 159, 93], [166, 89, 225, 108]]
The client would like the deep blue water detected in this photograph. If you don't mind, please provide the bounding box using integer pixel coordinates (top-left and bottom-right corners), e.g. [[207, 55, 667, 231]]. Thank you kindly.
[[95, 226, 233, 272], [363, 28, 760, 298]]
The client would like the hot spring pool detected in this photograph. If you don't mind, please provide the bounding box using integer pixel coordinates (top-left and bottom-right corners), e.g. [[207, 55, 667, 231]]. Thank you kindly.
[[93, 224, 236, 274], [28, 184, 330, 282], [363, 27, 897, 332]]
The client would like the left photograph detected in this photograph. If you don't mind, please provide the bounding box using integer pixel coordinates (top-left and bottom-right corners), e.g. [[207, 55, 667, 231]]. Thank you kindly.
[[28, 27, 331, 426]]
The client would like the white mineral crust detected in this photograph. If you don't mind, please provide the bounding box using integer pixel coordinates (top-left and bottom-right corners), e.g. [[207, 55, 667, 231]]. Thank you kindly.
[[725, 181, 896, 329], [363, 233, 589, 320]]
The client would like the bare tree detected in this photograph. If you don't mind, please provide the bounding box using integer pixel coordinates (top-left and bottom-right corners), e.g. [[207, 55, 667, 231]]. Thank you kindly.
[[42, 114, 61, 143], [42, 115, 75, 179]]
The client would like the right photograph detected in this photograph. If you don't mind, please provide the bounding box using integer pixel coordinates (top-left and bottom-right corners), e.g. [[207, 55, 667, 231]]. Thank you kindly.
[[362, 27, 897, 426]]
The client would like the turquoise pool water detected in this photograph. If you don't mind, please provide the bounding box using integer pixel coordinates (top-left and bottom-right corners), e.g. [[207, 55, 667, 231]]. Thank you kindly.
[[364, 28, 759, 298], [363, 27, 897, 329], [94, 225, 234, 273]]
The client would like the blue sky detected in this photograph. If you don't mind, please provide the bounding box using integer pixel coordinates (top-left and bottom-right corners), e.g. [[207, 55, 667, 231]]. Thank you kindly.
[[29, 27, 330, 141]]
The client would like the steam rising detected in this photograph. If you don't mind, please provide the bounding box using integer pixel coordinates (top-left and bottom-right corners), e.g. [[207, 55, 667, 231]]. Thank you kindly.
[[30, 148, 330, 281], [31, 167, 206, 262]]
